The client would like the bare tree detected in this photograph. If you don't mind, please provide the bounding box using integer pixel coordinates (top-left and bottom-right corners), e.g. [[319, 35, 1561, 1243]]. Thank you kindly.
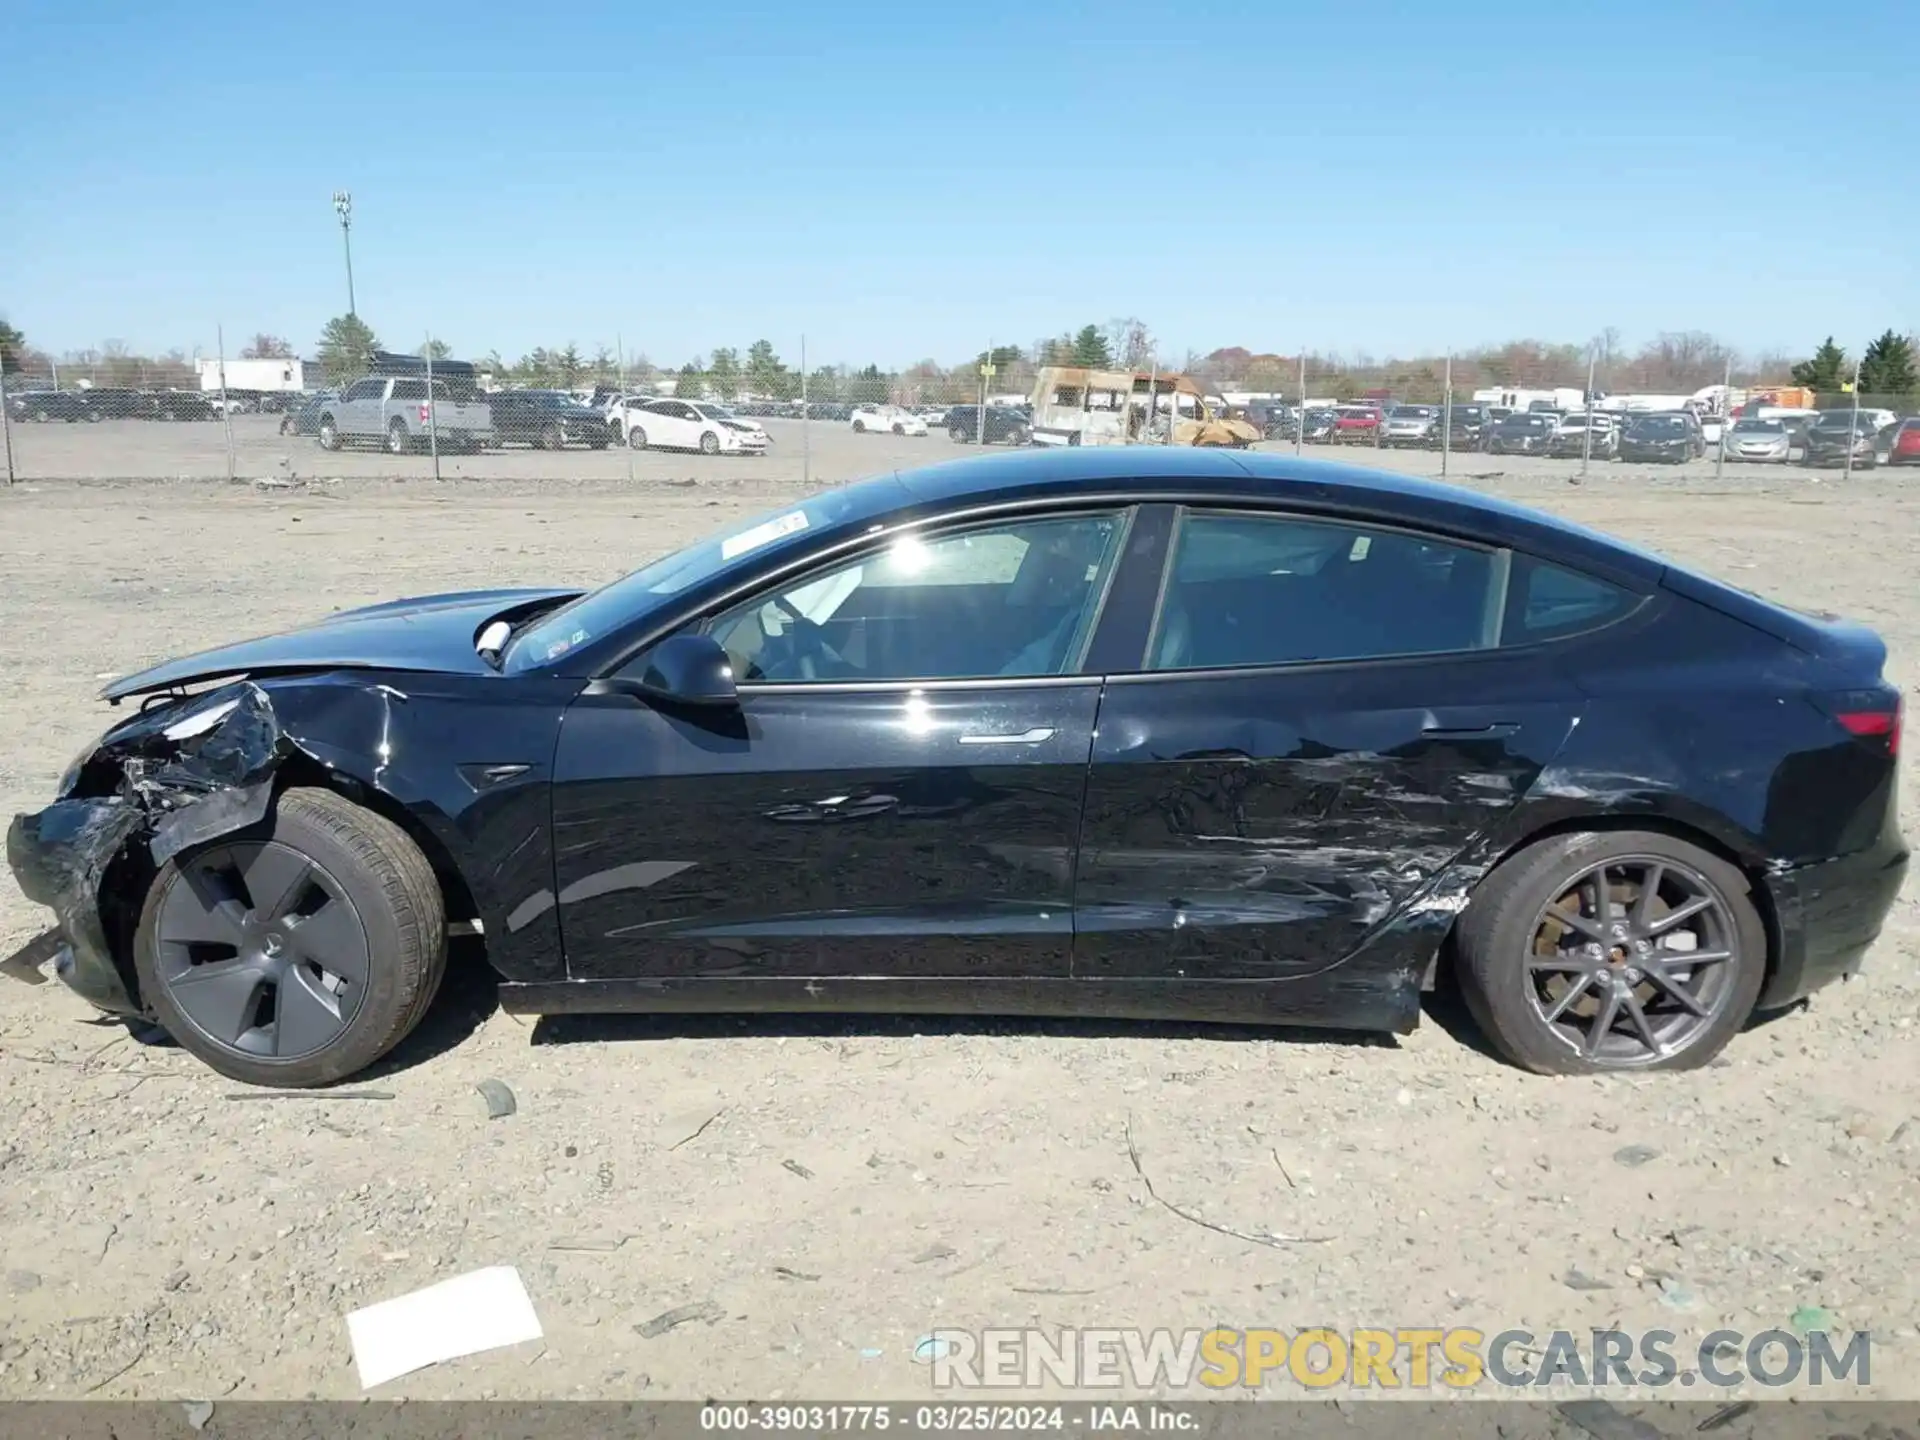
[[241, 334, 295, 360]]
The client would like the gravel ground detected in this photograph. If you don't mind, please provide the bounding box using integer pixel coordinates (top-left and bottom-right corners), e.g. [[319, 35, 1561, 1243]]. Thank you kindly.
[[1, 435, 1917, 1404]]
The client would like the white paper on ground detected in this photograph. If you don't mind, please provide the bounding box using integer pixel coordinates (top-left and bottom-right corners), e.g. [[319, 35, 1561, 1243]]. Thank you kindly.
[[346, 1265, 543, 1389]]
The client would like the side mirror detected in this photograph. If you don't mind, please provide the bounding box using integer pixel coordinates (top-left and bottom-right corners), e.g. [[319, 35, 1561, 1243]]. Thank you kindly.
[[621, 634, 739, 707]]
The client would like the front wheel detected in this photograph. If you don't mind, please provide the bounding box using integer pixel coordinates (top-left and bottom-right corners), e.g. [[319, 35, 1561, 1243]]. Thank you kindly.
[[950, 426, 970, 443], [132, 787, 447, 1088], [1454, 829, 1767, 1074], [892, 423, 905, 435], [700, 430, 721, 455], [628, 426, 649, 450], [852, 419, 866, 433], [541, 422, 564, 451]]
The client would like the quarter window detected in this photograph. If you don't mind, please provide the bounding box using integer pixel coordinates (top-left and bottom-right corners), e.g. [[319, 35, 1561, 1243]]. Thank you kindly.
[[1503, 558, 1638, 643], [1149, 512, 1500, 670], [702, 513, 1124, 684]]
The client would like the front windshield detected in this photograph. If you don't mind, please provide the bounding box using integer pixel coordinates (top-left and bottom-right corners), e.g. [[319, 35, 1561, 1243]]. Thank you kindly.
[[504, 476, 906, 671]]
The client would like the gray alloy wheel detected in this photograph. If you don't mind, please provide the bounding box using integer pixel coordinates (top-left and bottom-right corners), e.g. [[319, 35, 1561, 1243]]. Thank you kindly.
[[387, 420, 410, 455], [700, 430, 721, 455], [1455, 830, 1766, 1074], [317, 417, 339, 450], [852, 418, 866, 433], [542, 421, 565, 451], [134, 787, 446, 1087], [628, 425, 649, 450]]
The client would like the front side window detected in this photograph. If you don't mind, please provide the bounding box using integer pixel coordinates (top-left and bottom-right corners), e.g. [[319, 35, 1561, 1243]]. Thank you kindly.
[[702, 513, 1125, 684], [1148, 512, 1498, 671]]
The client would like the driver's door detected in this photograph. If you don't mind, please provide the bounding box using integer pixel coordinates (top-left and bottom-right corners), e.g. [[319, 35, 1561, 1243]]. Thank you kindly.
[[550, 509, 1131, 982]]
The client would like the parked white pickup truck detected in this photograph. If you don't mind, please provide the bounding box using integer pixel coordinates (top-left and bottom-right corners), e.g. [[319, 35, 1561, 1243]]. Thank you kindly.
[[317, 374, 494, 453]]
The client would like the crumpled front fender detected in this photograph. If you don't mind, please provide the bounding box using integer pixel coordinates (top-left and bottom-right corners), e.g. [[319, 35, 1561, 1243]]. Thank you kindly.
[[3, 681, 290, 1013]]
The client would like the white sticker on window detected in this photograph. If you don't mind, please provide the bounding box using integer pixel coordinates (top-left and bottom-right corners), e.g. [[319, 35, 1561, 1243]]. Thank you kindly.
[[721, 510, 810, 561]]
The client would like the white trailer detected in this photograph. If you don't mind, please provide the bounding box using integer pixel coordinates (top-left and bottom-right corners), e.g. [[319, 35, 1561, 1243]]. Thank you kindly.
[[197, 356, 312, 393]]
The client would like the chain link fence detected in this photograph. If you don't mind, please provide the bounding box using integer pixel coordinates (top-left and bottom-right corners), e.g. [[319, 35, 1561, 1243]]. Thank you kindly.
[[3, 322, 1916, 486]]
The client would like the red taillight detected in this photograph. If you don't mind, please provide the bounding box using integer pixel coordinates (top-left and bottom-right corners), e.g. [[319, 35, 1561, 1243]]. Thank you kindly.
[[419, 403, 431, 422], [1836, 701, 1902, 756]]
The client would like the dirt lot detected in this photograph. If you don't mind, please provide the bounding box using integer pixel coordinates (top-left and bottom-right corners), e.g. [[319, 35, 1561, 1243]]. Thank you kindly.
[[1, 432, 1917, 1404]]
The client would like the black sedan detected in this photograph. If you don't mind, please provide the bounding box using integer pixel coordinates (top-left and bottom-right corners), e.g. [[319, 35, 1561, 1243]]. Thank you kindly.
[[945, 404, 1032, 446], [1486, 413, 1555, 455], [489, 390, 613, 449], [7, 390, 92, 422], [4, 450, 1906, 1086], [1617, 414, 1701, 463]]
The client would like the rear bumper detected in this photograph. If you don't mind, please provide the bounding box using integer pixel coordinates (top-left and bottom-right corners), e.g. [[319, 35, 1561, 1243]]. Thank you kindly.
[[1758, 825, 1910, 1009]]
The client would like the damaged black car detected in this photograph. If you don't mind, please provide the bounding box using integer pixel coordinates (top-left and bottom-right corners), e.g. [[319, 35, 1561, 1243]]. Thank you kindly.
[[6, 449, 1908, 1086]]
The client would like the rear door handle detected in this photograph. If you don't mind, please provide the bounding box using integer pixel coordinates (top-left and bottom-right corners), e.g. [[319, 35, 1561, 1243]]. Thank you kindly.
[[1421, 720, 1520, 738], [957, 727, 1055, 746]]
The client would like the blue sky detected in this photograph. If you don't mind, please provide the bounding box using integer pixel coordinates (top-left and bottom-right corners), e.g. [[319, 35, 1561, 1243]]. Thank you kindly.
[[3, 0, 1913, 370]]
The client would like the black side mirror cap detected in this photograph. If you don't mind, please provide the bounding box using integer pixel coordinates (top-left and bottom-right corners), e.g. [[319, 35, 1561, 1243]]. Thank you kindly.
[[592, 634, 739, 707]]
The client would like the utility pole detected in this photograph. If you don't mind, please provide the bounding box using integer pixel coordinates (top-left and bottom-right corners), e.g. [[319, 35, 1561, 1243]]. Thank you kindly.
[[333, 192, 356, 317], [0, 357, 15, 485], [1441, 352, 1453, 478], [977, 341, 992, 446], [425, 333, 441, 481], [800, 334, 810, 489]]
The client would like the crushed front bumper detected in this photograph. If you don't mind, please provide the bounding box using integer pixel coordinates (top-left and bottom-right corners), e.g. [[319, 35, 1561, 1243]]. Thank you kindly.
[[3, 681, 288, 1016]]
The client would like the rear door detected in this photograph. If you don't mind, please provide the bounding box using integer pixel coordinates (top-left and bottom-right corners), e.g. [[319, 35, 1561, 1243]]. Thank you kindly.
[[551, 507, 1134, 982], [1073, 506, 1596, 997]]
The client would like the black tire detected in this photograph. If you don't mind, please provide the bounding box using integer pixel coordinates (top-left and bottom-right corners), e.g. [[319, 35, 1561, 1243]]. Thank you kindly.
[[609, 421, 625, 446], [387, 420, 410, 455], [1454, 829, 1767, 1075], [892, 423, 905, 435], [541, 422, 564, 451], [317, 417, 340, 451], [628, 425, 649, 451], [852, 418, 866, 433], [950, 426, 970, 443], [700, 430, 720, 455], [133, 787, 447, 1087]]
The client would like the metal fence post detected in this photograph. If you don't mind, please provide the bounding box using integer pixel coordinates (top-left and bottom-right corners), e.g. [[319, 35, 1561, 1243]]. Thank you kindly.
[[0, 359, 15, 485], [1296, 354, 1306, 456], [424, 334, 441, 481], [800, 334, 811, 490], [617, 333, 633, 483], [1844, 358, 1862, 481], [1441, 352, 1452, 479], [977, 339, 989, 447], [216, 325, 235, 482], [1580, 352, 1596, 478], [1714, 355, 1730, 482]]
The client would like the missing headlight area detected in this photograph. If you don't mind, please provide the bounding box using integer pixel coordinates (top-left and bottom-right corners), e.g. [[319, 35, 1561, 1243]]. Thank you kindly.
[[2, 681, 290, 1013]]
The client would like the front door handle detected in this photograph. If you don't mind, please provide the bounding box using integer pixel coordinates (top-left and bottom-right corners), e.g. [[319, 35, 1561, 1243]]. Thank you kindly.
[[957, 727, 1055, 746], [1421, 720, 1520, 738]]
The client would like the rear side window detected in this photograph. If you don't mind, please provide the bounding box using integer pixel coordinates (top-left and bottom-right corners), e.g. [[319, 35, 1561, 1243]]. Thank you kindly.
[[1148, 512, 1499, 671], [1504, 558, 1639, 644], [390, 379, 425, 401]]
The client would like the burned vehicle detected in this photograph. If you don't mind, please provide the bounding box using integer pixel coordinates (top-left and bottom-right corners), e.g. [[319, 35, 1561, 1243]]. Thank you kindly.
[[6, 449, 1907, 1085], [1027, 366, 1259, 449]]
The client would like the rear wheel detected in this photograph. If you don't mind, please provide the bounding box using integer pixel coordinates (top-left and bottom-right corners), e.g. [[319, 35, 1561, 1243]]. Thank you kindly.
[[852, 419, 867, 433], [386, 420, 410, 455], [133, 787, 447, 1087], [950, 426, 969, 443], [541, 422, 564, 451], [1455, 830, 1766, 1074], [317, 417, 339, 450]]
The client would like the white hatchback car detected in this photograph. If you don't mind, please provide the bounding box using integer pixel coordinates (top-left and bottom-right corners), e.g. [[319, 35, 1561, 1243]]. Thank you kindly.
[[625, 399, 768, 455], [850, 404, 928, 436]]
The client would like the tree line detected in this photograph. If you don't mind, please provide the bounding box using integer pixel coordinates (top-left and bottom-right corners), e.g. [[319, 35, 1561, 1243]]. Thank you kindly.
[[6, 312, 1916, 408]]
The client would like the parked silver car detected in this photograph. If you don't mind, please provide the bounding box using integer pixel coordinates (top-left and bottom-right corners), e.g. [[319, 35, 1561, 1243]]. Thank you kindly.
[[1378, 404, 1440, 448], [1724, 417, 1791, 464]]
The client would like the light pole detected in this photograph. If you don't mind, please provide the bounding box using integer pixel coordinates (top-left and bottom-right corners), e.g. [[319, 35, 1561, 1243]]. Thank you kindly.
[[333, 191, 356, 317]]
